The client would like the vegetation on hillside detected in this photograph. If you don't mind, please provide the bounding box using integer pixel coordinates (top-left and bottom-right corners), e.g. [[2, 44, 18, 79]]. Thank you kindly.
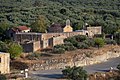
[[30, 15, 48, 32], [0, 0, 120, 56], [52, 34, 120, 54], [53, 35, 106, 53], [0, 0, 120, 34]]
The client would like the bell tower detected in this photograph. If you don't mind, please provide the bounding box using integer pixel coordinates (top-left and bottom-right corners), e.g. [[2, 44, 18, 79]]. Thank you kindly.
[[66, 19, 70, 26]]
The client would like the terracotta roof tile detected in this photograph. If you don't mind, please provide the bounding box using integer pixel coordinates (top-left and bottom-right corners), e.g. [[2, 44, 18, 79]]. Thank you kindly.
[[17, 26, 30, 31]]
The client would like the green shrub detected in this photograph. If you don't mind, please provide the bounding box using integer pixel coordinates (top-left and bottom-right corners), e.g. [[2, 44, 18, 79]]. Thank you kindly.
[[53, 48, 65, 54], [64, 37, 78, 47], [64, 42, 76, 51], [77, 42, 89, 49], [8, 43, 23, 59], [62, 66, 88, 80], [105, 38, 116, 45], [54, 42, 76, 52], [64, 37, 76, 43], [26, 53, 41, 60], [74, 35, 87, 42], [94, 38, 105, 48], [83, 38, 95, 47]]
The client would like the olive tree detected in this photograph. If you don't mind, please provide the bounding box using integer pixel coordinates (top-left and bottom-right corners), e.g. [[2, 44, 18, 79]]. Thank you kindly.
[[8, 43, 23, 59], [30, 15, 47, 33], [94, 38, 105, 48]]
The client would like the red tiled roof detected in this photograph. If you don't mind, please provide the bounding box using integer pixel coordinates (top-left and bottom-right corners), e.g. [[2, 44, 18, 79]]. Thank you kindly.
[[17, 26, 30, 31]]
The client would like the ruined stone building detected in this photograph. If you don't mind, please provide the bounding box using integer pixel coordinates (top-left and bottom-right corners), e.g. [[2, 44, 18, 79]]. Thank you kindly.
[[14, 31, 87, 52], [87, 26, 102, 37], [14, 26, 101, 52], [0, 52, 10, 74], [13, 19, 102, 52]]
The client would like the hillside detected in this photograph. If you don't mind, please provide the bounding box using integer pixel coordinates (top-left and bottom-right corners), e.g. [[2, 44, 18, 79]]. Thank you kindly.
[[0, 0, 120, 34]]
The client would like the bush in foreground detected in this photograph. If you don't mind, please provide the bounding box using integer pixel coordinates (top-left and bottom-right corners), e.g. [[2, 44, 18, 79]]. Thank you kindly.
[[8, 43, 23, 59], [62, 66, 88, 80], [74, 35, 87, 42], [53, 48, 65, 54], [104, 38, 116, 45], [83, 38, 95, 47], [77, 42, 89, 49]]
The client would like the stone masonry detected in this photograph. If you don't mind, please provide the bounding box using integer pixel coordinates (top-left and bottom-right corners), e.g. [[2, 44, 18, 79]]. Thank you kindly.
[[14, 26, 102, 52], [0, 52, 10, 74], [22, 45, 120, 71]]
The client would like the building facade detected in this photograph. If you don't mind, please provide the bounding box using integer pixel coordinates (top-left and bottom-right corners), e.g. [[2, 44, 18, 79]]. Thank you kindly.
[[0, 52, 10, 74], [63, 19, 73, 32], [87, 26, 102, 35], [14, 31, 86, 52], [14, 26, 102, 52]]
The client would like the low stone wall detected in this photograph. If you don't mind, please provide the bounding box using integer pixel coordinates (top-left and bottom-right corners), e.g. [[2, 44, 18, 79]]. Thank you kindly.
[[76, 51, 120, 67], [26, 46, 120, 71]]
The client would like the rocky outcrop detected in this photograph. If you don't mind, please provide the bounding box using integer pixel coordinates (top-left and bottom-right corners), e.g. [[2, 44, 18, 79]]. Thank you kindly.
[[24, 45, 120, 71]]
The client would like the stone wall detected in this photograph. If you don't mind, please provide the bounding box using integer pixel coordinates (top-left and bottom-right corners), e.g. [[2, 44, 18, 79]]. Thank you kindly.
[[87, 26, 102, 35], [14, 32, 86, 51], [22, 41, 40, 52], [49, 36, 64, 47], [0, 52, 10, 74], [33, 41, 40, 51], [15, 32, 85, 43], [14, 26, 102, 52], [25, 46, 120, 71]]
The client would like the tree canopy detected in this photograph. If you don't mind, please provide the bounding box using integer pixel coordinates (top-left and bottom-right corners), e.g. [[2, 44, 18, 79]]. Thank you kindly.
[[0, 0, 120, 34], [8, 43, 23, 59], [94, 38, 105, 48], [30, 15, 47, 33]]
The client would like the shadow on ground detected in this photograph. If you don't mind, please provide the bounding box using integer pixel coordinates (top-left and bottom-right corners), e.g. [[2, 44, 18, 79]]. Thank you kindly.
[[95, 69, 110, 72], [35, 74, 63, 79]]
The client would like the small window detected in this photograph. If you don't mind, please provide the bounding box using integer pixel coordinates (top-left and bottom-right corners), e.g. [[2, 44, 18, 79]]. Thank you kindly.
[[0, 58, 1, 63], [86, 33, 88, 36], [11, 33, 13, 37]]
